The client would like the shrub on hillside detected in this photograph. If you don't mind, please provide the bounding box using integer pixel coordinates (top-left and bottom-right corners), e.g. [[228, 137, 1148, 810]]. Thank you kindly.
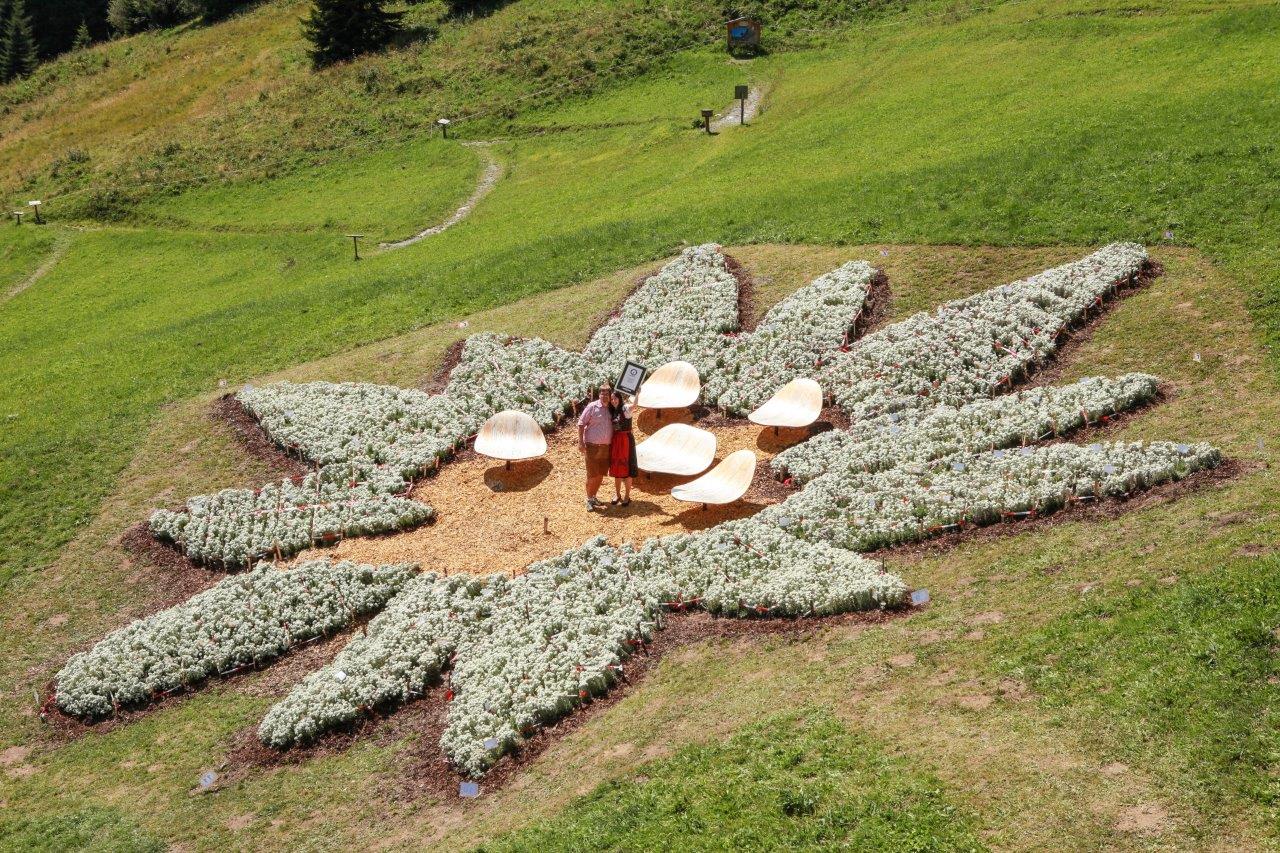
[[302, 0, 402, 68], [107, 0, 196, 35]]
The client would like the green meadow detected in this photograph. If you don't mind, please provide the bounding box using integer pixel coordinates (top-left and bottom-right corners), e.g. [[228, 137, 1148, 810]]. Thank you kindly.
[[1, 0, 1279, 847]]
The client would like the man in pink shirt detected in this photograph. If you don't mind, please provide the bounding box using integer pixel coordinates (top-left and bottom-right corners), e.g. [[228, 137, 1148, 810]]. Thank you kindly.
[[578, 383, 615, 511]]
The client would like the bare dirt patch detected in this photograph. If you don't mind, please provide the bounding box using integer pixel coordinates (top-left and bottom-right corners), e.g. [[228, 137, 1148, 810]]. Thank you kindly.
[[0, 746, 30, 766], [1115, 802, 1171, 835]]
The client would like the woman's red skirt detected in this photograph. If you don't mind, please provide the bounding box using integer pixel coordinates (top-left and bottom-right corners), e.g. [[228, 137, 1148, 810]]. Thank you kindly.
[[609, 430, 638, 478]]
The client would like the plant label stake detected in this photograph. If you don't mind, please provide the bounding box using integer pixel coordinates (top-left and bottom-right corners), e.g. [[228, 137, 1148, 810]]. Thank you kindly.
[[437, 118, 451, 139], [701, 108, 714, 134], [735, 85, 748, 124], [11, 210, 23, 225], [346, 235, 363, 261], [27, 200, 42, 224]]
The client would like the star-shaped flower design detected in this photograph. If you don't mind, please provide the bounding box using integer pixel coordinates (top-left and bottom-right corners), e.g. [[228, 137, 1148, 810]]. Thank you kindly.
[[55, 243, 1219, 779]]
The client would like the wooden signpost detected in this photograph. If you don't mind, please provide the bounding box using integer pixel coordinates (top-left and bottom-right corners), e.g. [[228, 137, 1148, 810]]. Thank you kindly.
[[346, 235, 363, 261], [726, 17, 761, 51]]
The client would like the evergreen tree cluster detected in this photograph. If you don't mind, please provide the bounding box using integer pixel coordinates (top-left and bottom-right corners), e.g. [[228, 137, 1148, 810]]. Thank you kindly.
[[0, 0, 258, 83], [0, 0, 37, 83]]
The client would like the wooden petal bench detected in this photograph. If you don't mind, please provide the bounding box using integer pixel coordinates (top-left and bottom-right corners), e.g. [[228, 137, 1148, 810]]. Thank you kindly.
[[474, 410, 548, 469], [671, 449, 757, 510], [748, 377, 823, 432], [635, 423, 716, 476]]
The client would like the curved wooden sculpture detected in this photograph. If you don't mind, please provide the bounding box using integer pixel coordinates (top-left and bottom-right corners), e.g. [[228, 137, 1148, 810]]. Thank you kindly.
[[671, 449, 757, 509], [636, 360, 700, 413], [748, 377, 824, 431], [635, 423, 716, 476], [474, 410, 547, 469]]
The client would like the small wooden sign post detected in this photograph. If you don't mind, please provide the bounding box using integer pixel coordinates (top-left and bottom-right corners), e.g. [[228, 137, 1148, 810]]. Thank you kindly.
[[11, 210, 23, 225], [28, 200, 43, 224], [701, 108, 714, 134], [346, 234, 364, 261], [735, 84, 749, 125], [437, 118, 451, 139]]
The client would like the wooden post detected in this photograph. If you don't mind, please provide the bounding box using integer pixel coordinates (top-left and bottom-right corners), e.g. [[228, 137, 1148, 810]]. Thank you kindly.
[[12, 211, 23, 225], [346, 234, 363, 261], [735, 85, 748, 125], [701, 109, 714, 134]]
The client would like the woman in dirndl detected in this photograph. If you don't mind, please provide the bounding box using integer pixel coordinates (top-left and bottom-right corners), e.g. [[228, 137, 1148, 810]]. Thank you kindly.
[[608, 391, 638, 506]]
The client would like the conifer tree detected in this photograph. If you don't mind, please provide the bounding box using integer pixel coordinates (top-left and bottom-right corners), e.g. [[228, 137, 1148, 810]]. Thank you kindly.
[[72, 18, 91, 50], [0, 0, 38, 84], [302, 0, 401, 68]]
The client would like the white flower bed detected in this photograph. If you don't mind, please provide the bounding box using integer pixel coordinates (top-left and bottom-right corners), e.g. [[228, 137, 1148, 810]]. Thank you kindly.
[[55, 560, 415, 718], [258, 570, 495, 748], [149, 464, 431, 569], [240, 334, 597, 475], [821, 243, 1148, 419], [772, 373, 1160, 484], [761, 440, 1219, 552], [260, 527, 906, 776], [704, 261, 876, 414], [584, 243, 739, 376], [101, 239, 1228, 782]]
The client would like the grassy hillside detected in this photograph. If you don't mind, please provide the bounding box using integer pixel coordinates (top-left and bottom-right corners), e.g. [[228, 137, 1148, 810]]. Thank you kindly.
[[2, 0, 1278, 587], [0, 0, 1278, 846], [0, 244, 1275, 850], [0, 0, 907, 215]]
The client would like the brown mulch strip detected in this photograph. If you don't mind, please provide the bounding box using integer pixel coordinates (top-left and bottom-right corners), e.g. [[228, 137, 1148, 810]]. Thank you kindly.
[[722, 252, 758, 332], [209, 394, 308, 479], [118, 523, 219, 609], [1021, 258, 1164, 389], [221, 605, 912, 801], [855, 268, 892, 338], [423, 338, 468, 395], [871, 456, 1246, 566]]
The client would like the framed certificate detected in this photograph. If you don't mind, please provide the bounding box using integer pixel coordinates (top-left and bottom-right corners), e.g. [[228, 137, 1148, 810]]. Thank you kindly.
[[616, 361, 647, 396]]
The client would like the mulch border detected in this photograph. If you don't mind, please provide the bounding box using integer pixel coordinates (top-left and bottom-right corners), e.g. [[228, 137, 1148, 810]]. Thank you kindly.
[[219, 606, 912, 801], [721, 252, 759, 332], [209, 393, 307, 480]]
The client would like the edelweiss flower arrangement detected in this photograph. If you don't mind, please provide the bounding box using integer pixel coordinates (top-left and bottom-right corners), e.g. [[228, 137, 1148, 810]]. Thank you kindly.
[[61, 242, 1223, 783], [703, 261, 875, 414], [56, 560, 415, 717], [772, 373, 1161, 484]]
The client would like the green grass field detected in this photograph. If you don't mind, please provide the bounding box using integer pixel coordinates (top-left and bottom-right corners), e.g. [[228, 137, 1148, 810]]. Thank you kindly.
[[0, 0, 1278, 847], [141, 138, 483, 241], [3, 0, 1279, 587], [1, 244, 1275, 849]]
